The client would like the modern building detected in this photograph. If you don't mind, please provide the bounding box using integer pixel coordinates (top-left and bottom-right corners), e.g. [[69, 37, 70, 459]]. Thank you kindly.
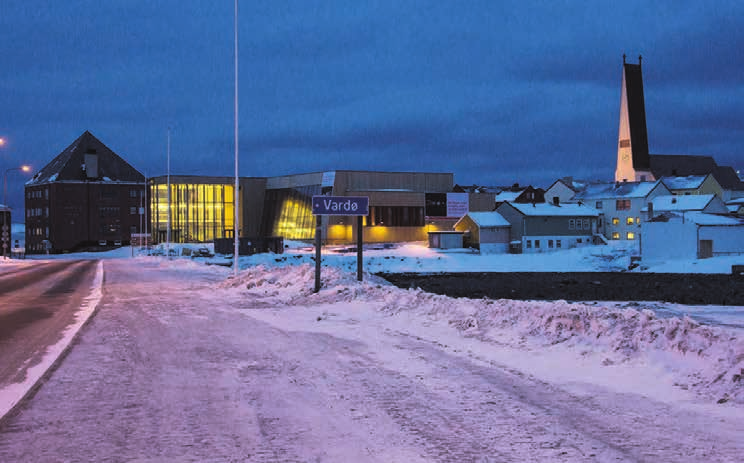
[[24, 131, 146, 254], [148, 170, 455, 246], [614, 56, 744, 198]]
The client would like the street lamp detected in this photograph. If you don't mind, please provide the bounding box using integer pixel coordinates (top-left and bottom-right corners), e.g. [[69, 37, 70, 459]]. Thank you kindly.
[[3, 165, 31, 208], [2, 165, 31, 257]]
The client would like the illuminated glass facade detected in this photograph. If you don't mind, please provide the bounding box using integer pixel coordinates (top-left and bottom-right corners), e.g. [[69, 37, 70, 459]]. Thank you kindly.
[[150, 178, 235, 243], [262, 185, 320, 240]]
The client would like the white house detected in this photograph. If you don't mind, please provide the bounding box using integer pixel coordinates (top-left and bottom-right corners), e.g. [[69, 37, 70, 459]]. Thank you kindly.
[[571, 180, 671, 241], [454, 211, 511, 254], [641, 211, 744, 261], [544, 178, 579, 206], [648, 194, 729, 216]]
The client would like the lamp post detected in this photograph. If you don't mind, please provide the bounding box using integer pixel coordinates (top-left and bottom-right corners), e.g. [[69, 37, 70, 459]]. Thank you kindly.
[[2, 165, 31, 257], [3, 165, 31, 209]]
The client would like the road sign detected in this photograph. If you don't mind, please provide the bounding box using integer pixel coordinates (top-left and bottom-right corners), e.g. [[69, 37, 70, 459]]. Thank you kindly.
[[312, 196, 369, 216]]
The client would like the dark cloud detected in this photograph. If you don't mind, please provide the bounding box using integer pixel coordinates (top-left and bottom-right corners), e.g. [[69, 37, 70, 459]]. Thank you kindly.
[[1, 0, 742, 211]]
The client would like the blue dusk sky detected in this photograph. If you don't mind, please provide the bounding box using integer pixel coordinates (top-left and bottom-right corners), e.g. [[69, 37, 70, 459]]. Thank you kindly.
[[1, 1, 742, 209]]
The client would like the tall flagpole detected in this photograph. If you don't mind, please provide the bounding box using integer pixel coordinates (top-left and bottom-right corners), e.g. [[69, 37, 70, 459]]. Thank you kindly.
[[233, 0, 239, 277]]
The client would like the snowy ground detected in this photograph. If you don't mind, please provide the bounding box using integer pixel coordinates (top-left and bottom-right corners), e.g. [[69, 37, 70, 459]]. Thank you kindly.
[[1, 255, 743, 461]]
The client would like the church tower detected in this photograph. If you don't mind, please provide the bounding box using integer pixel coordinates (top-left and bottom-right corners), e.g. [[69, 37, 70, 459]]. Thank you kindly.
[[615, 55, 654, 182]]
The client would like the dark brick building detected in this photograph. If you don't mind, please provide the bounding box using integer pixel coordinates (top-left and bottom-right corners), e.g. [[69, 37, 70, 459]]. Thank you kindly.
[[25, 131, 146, 254]]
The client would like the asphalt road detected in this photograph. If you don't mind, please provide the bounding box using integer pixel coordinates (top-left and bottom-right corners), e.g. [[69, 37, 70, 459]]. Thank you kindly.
[[1, 259, 743, 461], [0, 260, 99, 388]]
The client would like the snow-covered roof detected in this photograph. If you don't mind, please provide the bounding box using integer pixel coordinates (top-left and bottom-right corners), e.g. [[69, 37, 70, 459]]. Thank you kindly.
[[651, 194, 715, 212], [460, 211, 510, 228], [666, 211, 744, 226], [661, 175, 707, 190], [573, 180, 663, 200], [506, 202, 599, 217], [493, 190, 523, 202]]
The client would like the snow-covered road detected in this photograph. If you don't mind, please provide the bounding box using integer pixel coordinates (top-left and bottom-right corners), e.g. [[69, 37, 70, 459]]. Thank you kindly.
[[1, 258, 743, 462]]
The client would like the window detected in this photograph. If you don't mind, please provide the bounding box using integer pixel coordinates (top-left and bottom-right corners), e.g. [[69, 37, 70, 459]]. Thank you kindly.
[[556, 240, 561, 248], [548, 239, 554, 248], [130, 189, 138, 198], [612, 217, 619, 225], [368, 206, 424, 227], [582, 219, 590, 229], [568, 219, 575, 230], [616, 199, 631, 211], [598, 218, 602, 227], [627, 232, 635, 240], [526, 240, 532, 249], [130, 207, 137, 215], [534, 240, 540, 249], [612, 232, 620, 240], [575, 219, 582, 230], [636, 217, 641, 225], [577, 238, 582, 243], [626, 217, 635, 225], [595, 201, 603, 209]]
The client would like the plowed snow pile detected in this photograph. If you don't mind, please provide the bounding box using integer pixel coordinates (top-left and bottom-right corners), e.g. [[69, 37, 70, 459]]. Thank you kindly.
[[220, 264, 744, 404]]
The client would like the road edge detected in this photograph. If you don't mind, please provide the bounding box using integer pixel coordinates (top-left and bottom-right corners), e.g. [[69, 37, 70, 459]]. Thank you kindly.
[[0, 260, 104, 422]]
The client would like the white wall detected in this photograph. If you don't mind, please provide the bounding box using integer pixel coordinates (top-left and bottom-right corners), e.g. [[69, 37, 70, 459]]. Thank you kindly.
[[522, 235, 592, 253], [480, 243, 508, 254], [700, 226, 744, 255], [642, 220, 698, 261]]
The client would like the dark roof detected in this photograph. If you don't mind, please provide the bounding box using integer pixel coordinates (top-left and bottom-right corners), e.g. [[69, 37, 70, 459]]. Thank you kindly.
[[623, 62, 650, 170], [650, 154, 744, 190], [28, 131, 144, 185]]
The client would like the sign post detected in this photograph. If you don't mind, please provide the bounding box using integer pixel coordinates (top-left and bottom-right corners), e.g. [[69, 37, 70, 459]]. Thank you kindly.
[[312, 196, 369, 292]]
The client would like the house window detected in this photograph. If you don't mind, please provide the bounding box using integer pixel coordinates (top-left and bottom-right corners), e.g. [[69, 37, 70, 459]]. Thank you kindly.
[[582, 219, 590, 229], [595, 201, 602, 209], [616, 199, 631, 211], [612, 232, 620, 240], [612, 217, 619, 225], [568, 219, 575, 230], [130, 189, 138, 198], [627, 217, 634, 225], [535, 240, 540, 249], [577, 238, 582, 243], [556, 240, 561, 248], [598, 218, 602, 227], [130, 207, 137, 215], [627, 232, 636, 240], [548, 239, 554, 248], [526, 240, 532, 249], [636, 217, 641, 225]]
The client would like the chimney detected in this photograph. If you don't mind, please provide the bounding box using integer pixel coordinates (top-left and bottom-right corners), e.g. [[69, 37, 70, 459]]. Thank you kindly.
[[552, 196, 560, 206]]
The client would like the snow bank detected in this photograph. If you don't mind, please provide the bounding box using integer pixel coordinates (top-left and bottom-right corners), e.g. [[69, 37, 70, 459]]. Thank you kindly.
[[222, 263, 744, 404]]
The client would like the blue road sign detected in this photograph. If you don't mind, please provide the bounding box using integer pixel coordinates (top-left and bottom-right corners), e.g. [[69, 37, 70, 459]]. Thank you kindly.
[[312, 196, 369, 216]]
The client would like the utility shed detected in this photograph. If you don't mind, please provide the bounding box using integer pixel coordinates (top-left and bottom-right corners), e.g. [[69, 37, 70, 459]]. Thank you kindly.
[[427, 231, 464, 250], [641, 211, 744, 261], [454, 211, 511, 253]]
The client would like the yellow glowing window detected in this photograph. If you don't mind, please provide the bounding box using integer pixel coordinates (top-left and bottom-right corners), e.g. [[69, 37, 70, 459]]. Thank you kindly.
[[627, 232, 635, 240], [612, 217, 619, 225], [612, 232, 620, 240], [626, 217, 634, 225]]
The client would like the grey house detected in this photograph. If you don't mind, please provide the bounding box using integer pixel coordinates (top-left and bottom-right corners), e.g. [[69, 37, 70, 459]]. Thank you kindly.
[[454, 211, 511, 253], [496, 202, 600, 253]]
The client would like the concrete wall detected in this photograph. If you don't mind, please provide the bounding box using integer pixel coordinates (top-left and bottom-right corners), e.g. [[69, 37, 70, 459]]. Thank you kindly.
[[700, 226, 744, 255], [641, 220, 698, 261]]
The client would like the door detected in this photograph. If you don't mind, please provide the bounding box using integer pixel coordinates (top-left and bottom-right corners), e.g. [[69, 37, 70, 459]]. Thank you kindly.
[[699, 239, 713, 259]]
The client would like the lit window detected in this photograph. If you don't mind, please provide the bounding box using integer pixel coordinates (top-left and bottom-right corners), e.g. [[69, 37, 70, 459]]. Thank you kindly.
[[627, 232, 635, 240], [627, 217, 634, 225], [612, 232, 620, 240], [636, 217, 641, 224], [612, 217, 619, 225]]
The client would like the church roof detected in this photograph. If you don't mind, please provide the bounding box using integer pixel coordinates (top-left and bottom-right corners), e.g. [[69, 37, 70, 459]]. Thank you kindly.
[[27, 131, 145, 185], [573, 180, 665, 200]]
